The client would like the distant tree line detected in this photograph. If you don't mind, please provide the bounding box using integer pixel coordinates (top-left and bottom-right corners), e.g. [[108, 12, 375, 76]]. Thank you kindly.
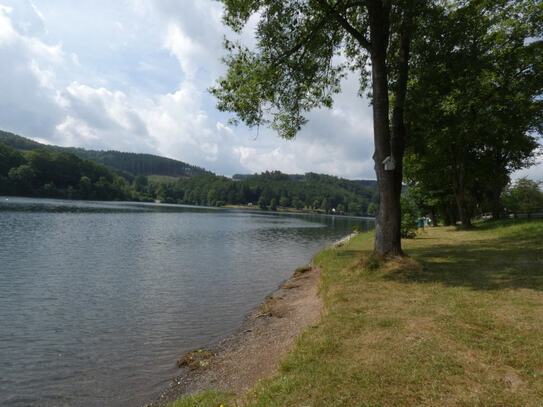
[[501, 179, 543, 218], [149, 171, 379, 216], [0, 142, 379, 216]]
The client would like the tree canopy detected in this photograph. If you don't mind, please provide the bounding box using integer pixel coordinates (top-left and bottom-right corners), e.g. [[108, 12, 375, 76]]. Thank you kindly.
[[212, 0, 422, 255], [404, 0, 543, 225], [211, 0, 541, 241]]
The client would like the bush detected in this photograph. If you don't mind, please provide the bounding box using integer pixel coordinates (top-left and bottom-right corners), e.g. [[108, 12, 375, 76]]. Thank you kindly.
[[401, 194, 419, 239], [502, 178, 543, 216], [258, 195, 268, 210]]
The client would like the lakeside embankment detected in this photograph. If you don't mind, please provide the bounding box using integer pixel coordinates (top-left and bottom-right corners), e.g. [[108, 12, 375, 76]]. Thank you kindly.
[[148, 233, 358, 406], [149, 260, 325, 406], [165, 219, 543, 406]]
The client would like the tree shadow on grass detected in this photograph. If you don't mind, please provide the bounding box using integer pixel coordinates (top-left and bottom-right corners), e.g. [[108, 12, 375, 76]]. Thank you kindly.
[[335, 250, 364, 257], [385, 232, 543, 291]]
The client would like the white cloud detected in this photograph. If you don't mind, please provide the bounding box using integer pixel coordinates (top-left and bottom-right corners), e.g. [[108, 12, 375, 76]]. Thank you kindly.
[[54, 82, 152, 151], [29, 59, 55, 88], [128, 0, 152, 16], [70, 52, 79, 65], [55, 116, 101, 145], [1, 0, 538, 182], [0, 6, 16, 44], [23, 36, 62, 62], [216, 121, 234, 136], [164, 24, 205, 79], [513, 154, 543, 182], [0, 3, 64, 137], [234, 146, 301, 174], [0, 1, 383, 179], [30, 3, 44, 22], [139, 82, 223, 164]]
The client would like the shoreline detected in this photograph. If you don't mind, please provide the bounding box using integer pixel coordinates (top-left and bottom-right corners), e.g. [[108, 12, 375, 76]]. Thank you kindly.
[[146, 233, 357, 406]]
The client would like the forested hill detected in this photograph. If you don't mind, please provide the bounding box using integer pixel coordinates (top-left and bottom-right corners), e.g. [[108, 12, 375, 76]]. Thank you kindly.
[[161, 171, 380, 216], [234, 174, 379, 189], [1, 130, 380, 215], [0, 130, 210, 178]]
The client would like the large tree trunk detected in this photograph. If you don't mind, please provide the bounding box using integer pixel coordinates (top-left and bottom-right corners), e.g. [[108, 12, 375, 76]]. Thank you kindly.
[[491, 187, 502, 220], [444, 204, 456, 226], [373, 156, 403, 255], [370, 2, 412, 256], [450, 147, 472, 227], [490, 153, 507, 220], [452, 171, 471, 227], [430, 206, 438, 227], [369, 1, 403, 256], [454, 190, 472, 227]]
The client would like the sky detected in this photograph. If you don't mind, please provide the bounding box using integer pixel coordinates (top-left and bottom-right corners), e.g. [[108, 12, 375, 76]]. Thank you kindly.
[[0, 0, 541, 181]]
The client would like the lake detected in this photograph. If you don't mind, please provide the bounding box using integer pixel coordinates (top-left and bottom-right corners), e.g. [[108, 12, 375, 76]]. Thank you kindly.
[[0, 197, 373, 406]]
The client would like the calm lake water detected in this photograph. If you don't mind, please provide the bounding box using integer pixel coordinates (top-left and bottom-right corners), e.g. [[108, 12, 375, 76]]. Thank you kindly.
[[0, 197, 373, 406]]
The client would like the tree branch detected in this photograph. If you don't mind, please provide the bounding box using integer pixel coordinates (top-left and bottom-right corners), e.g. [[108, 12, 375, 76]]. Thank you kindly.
[[274, 16, 329, 64], [316, 0, 371, 51]]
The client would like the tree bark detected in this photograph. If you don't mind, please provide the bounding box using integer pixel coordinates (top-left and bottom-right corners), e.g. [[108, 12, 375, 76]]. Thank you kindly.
[[324, 0, 412, 255], [430, 206, 438, 227], [368, 1, 404, 256], [454, 190, 472, 227], [491, 187, 502, 220], [445, 204, 456, 226], [490, 152, 507, 220], [452, 170, 471, 227], [450, 146, 472, 227], [371, 2, 413, 256]]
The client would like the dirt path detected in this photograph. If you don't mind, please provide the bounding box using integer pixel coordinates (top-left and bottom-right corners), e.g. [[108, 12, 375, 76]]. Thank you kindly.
[[148, 265, 323, 406]]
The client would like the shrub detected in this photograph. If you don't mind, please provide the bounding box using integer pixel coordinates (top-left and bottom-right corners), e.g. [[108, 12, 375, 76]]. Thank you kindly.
[[401, 194, 419, 238]]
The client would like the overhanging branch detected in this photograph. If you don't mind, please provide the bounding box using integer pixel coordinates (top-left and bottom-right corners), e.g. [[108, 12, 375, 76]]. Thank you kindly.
[[316, 0, 371, 51], [275, 16, 329, 64]]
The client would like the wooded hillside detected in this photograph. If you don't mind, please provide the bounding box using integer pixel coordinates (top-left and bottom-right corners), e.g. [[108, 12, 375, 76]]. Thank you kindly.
[[0, 130, 210, 178]]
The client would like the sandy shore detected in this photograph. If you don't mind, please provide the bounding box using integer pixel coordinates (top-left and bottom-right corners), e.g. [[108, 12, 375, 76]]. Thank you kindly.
[[146, 264, 323, 406]]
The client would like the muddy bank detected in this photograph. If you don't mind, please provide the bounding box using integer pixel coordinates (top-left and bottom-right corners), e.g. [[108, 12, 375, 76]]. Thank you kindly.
[[146, 264, 323, 406]]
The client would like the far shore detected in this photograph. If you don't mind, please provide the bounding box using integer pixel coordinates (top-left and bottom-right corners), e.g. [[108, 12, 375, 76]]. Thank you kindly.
[[222, 204, 328, 214]]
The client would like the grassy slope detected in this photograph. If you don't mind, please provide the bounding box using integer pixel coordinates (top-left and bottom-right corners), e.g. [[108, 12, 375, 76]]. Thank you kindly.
[[171, 220, 543, 407]]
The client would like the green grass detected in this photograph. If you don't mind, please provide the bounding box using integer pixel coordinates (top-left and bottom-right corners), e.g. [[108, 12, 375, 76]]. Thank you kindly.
[[170, 219, 543, 406], [167, 391, 235, 407]]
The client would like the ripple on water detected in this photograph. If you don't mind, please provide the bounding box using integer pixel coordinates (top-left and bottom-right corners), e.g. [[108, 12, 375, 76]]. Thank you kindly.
[[0, 197, 373, 406]]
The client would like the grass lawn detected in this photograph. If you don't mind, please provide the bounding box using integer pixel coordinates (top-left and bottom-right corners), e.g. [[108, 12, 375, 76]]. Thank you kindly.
[[170, 220, 543, 406]]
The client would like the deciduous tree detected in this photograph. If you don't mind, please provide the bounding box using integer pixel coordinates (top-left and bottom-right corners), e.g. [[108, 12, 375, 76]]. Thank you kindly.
[[212, 0, 421, 255], [405, 0, 542, 225]]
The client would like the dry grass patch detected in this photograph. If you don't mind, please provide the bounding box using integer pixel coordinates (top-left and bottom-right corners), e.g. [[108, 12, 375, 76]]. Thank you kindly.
[[246, 220, 543, 406]]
